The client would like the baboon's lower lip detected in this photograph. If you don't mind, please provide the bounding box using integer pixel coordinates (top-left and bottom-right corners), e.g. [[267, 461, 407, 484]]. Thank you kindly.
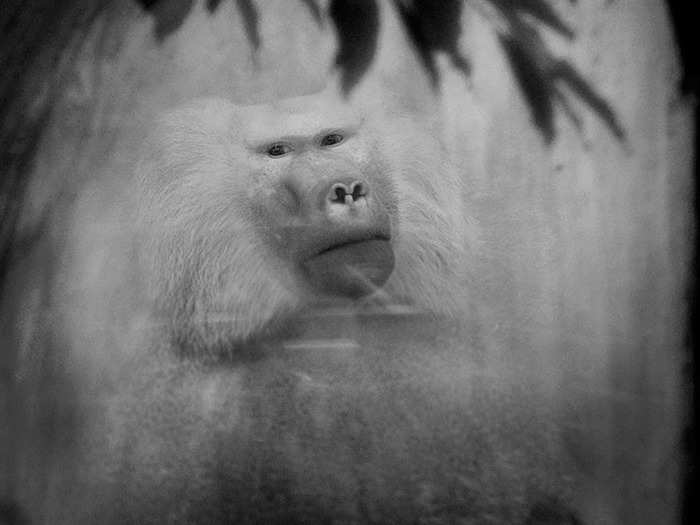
[[304, 238, 395, 298], [317, 233, 391, 255]]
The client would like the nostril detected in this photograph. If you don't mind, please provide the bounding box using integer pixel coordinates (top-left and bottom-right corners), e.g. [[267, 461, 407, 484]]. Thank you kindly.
[[328, 181, 368, 205], [350, 182, 365, 201], [333, 185, 348, 202]]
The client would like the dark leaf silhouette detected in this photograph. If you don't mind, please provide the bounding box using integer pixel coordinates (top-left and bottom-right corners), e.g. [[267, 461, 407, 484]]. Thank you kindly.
[[500, 34, 557, 142], [499, 14, 624, 142], [491, 0, 575, 38], [551, 61, 625, 140], [329, 0, 380, 95], [235, 0, 261, 52], [139, 0, 194, 41], [299, 0, 324, 25], [393, 0, 470, 86], [140, 0, 260, 52], [206, 0, 224, 12]]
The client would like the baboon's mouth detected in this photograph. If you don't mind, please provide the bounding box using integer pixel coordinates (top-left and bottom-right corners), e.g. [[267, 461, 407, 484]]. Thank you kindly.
[[304, 234, 394, 298], [317, 233, 391, 256]]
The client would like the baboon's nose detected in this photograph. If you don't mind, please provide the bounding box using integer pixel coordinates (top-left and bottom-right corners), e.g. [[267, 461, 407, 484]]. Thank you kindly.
[[329, 181, 367, 205]]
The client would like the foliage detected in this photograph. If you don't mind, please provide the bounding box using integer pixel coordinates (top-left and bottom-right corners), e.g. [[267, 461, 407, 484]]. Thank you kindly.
[[138, 0, 624, 142]]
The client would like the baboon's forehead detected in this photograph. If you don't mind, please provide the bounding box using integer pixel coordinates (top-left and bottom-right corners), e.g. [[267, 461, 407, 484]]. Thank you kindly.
[[240, 97, 362, 143]]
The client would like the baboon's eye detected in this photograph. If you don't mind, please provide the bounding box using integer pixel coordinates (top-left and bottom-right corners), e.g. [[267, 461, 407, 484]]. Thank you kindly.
[[267, 143, 293, 157], [320, 133, 343, 147]]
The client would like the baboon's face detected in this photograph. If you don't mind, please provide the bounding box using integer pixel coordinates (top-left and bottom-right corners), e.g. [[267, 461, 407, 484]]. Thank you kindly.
[[241, 97, 397, 299], [135, 94, 468, 347]]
